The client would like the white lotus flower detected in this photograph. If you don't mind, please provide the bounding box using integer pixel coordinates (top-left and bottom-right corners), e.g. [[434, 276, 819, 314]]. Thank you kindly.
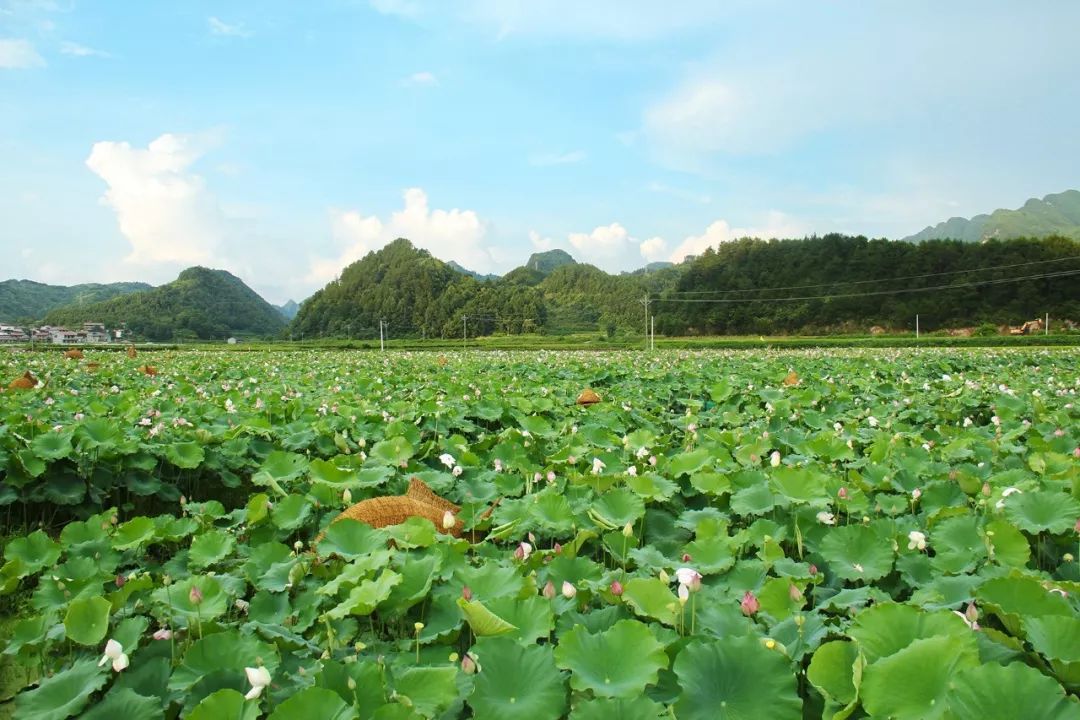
[[816, 511, 836, 525], [98, 639, 129, 672], [439, 453, 455, 468], [907, 530, 927, 551], [770, 451, 781, 467], [591, 457, 606, 475], [244, 665, 272, 700], [675, 567, 702, 591]]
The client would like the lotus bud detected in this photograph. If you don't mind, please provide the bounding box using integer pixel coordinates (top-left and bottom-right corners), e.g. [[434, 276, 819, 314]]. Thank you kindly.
[[553, 542, 562, 554], [610, 580, 623, 596], [342, 488, 353, 505], [740, 591, 760, 616], [678, 584, 689, 606], [912, 488, 922, 500], [658, 569, 670, 584], [981, 482, 991, 496], [542, 580, 556, 599], [294, 540, 304, 552], [622, 523, 634, 538], [462, 585, 473, 601], [837, 487, 848, 500], [789, 584, 803, 601], [442, 510, 456, 530], [808, 564, 818, 576], [115, 575, 125, 588], [461, 654, 478, 674], [189, 586, 203, 605], [347, 677, 357, 690], [770, 451, 781, 467], [964, 602, 978, 624], [561, 581, 577, 599]]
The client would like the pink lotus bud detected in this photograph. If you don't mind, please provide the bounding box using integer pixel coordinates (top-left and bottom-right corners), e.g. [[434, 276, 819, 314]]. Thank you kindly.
[[982, 482, 991, 496], [561, 581, 577, 599], [789, 584, 803, 601], [461, 654, 477, 674], [740, 591, 760, 616], [964, 602, 979, 624], [610, 580, 623, 596], [553, 542, 562, 554], [189, 586, 203, 605], [461, 586, 473, 601], [808, 564, 818, 576], [1073, 447, 1080, 458], [115, 575, 126, 588], [153, 628, 173, 640], [542, 580, 556, 599], [681, 553, 692, 563], [837, 487, 848, 500]]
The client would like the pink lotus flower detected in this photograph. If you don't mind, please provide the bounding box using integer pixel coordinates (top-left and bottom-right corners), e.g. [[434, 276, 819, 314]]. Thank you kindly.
[[153, 628, 173, 640], [740, 591, 760, 616], [514, 542, 533, 562], [675, 567, 702, 592]]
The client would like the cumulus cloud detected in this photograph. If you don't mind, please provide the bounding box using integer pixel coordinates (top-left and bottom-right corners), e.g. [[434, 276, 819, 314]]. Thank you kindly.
[[529, 150, 586, 166], [308, 188, 496, 284], [0, 38, 44, 68], [667, 211, 805, 262], [639, 236, 668, 262], [403, 70, 437, 85], [208, 17, 252, 38], [86, 133, 227, 268], [528, 230, 554, 251]]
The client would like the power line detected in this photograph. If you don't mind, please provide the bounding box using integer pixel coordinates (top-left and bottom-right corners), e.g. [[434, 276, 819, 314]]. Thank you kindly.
[[664, 254, 1080, 296], [655, 267, 1080, 304]]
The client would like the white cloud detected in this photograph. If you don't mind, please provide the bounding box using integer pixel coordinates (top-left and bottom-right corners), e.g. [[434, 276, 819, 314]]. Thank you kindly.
[[208, 17, 252, 38], [568, 222, 631, 265], [639, 236, 668, 262], [86, 133, 227, 268], [59, 41, 109, 57], [0, 38, 44, 68], [308, 188, 496, 284], [528, 230, 554, 251], [403, 70, 437, 86], [529, 150, 585, 167], [667, 211, 805, 263]]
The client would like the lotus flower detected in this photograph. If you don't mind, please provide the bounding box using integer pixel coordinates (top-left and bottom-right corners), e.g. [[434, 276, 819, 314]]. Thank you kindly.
[[740, 591, 760, 616], [98, 639, 129, 672], [439, 453, 455, 468], [442, 510, 456, 530], [816, 511, 836, 525], [153, 628, 173, 640], [770, 451, 781, 467], [244, 666, 271, 700], [675, 567, 702, 592], [907, 530, 927, 551], [515, 542, 533, 561], [591, 457, 606, 475]]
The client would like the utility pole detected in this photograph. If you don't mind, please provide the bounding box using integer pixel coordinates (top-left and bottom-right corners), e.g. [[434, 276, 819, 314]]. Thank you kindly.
[[639, 294, 652, 349], [1045, 312, 1050, 335], [916, 314, 920, 339], [379, 319, 386, 351], [650, 315, 655, 351], [462, 315, 467, 351]]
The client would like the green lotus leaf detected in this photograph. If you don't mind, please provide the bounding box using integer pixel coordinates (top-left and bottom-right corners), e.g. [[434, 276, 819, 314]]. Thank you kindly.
[[807, 640, 860, 707], [520, 415, 554, 437], [454, 563, 526, 601], [188, 529, 236, 569], [112, 517, 156, 551], [260, 449, 310, 480], [469, 637, 566, 720], [246, 493, 270, 525], [458, 598, 518, 636], [163, 441, 205, 469], [546, 555, 604, 586], [379, 552, 440, 616], [318, 519, 390, 559], [818, 524, 894, 582], [390, 667, 459, 719], [151, 575, 228, 628], [63, 595, 111, 646], [944, 661, 1080, 720], [76, 419, 121, 450], [5, 529, 61, 574], [668, 448, 713, 477], [32, 430, 74, 461], [384, 516, 437, 548], [730, 483, 776, 516], [928, 515, 985, 574], [626, 472, 678, 501], [682, 533, 737, 575], [323, 570, 402, 620], [532, 492, 576, 534], [1004, 491, 1080, 534], [169, 629, 280, 692], [188, 689, 260, 720], [977, 575, 1073, 635], [15, 657, 108, 720], [317, 551, 392, 597], [984, 519, 1030, 567], [568, 696, 666, 720], [848, 604, 970, 663], [79, 687, 163, 720], [267, 687, 355, 720], [673, 635, 801, 720], [621, 577, 680, 626], [592, 487, 646, 526], [553, 619, 667, 698], [1024, 615, 1080, 663], [485, 595, 554, 644], [861, 635, 980, 720], [308, 458, 355, 486], [370, 436, 414, 465], [770, 466, 828, 504], [270, 493, 313, 531]]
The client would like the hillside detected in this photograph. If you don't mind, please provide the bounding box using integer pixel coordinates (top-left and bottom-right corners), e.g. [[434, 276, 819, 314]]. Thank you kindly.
[[277, 300, 300, 320], [523, 249, 576, 274], [44, 267, 287, 341], [0, 279, 151, 323], [904, 189, 1080, 243]]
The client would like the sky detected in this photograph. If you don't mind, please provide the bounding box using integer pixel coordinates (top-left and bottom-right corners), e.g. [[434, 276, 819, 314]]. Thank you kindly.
[[1, 1, 1078, 304]]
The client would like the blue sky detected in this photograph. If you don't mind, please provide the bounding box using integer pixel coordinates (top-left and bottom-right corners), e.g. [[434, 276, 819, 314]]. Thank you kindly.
[[2, 1, 1078, 303]]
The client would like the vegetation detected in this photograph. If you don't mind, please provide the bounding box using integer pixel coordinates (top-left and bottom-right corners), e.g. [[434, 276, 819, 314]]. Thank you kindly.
[[904, 189, 1080, 243], [0, 347, 1078, 718], [0, 280, 150, 324], [43, 267, 287, 342]]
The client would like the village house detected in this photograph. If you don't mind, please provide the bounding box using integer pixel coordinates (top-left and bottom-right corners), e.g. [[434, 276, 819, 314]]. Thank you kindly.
[[0, 325, 29, 344]]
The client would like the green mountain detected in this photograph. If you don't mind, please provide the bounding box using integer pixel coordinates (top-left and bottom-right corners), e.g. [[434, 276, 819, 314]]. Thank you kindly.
[[446, 261, 499, 282], [44, 267, 287, 341], [277, 300, 300, 320], [903, 189, 1080, 243], [523, 249, 577, 274], [0, 279, 151, 324]]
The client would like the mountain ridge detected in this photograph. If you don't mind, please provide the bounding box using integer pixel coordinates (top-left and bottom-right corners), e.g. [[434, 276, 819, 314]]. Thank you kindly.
[[903, 189, 1080, 243]]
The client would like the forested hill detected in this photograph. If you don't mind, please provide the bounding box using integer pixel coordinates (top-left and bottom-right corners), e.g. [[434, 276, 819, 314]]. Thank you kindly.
[[290, 238, 678, 339], [0, 279, 151, 323], [903, 190, 1080, 243], [659, 234, 1080, 335], [44, 267, 287, 341]]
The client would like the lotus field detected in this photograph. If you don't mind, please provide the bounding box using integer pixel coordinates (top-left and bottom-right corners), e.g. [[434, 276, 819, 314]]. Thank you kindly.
[[3, 347, 1080, 720]]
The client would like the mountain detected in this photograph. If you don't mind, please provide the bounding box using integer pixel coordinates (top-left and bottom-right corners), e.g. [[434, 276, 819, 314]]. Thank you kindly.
[[0, 279, 151, 324], [277, 300, 300, 320], [44, 267, 287, 341], [903, 189, 1080, 243], [446, 261, 499, 282], [523, 249, 577, 274]]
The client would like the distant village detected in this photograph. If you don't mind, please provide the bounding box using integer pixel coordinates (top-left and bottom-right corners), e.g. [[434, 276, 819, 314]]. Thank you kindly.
[[0, 322, 122, 345]]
